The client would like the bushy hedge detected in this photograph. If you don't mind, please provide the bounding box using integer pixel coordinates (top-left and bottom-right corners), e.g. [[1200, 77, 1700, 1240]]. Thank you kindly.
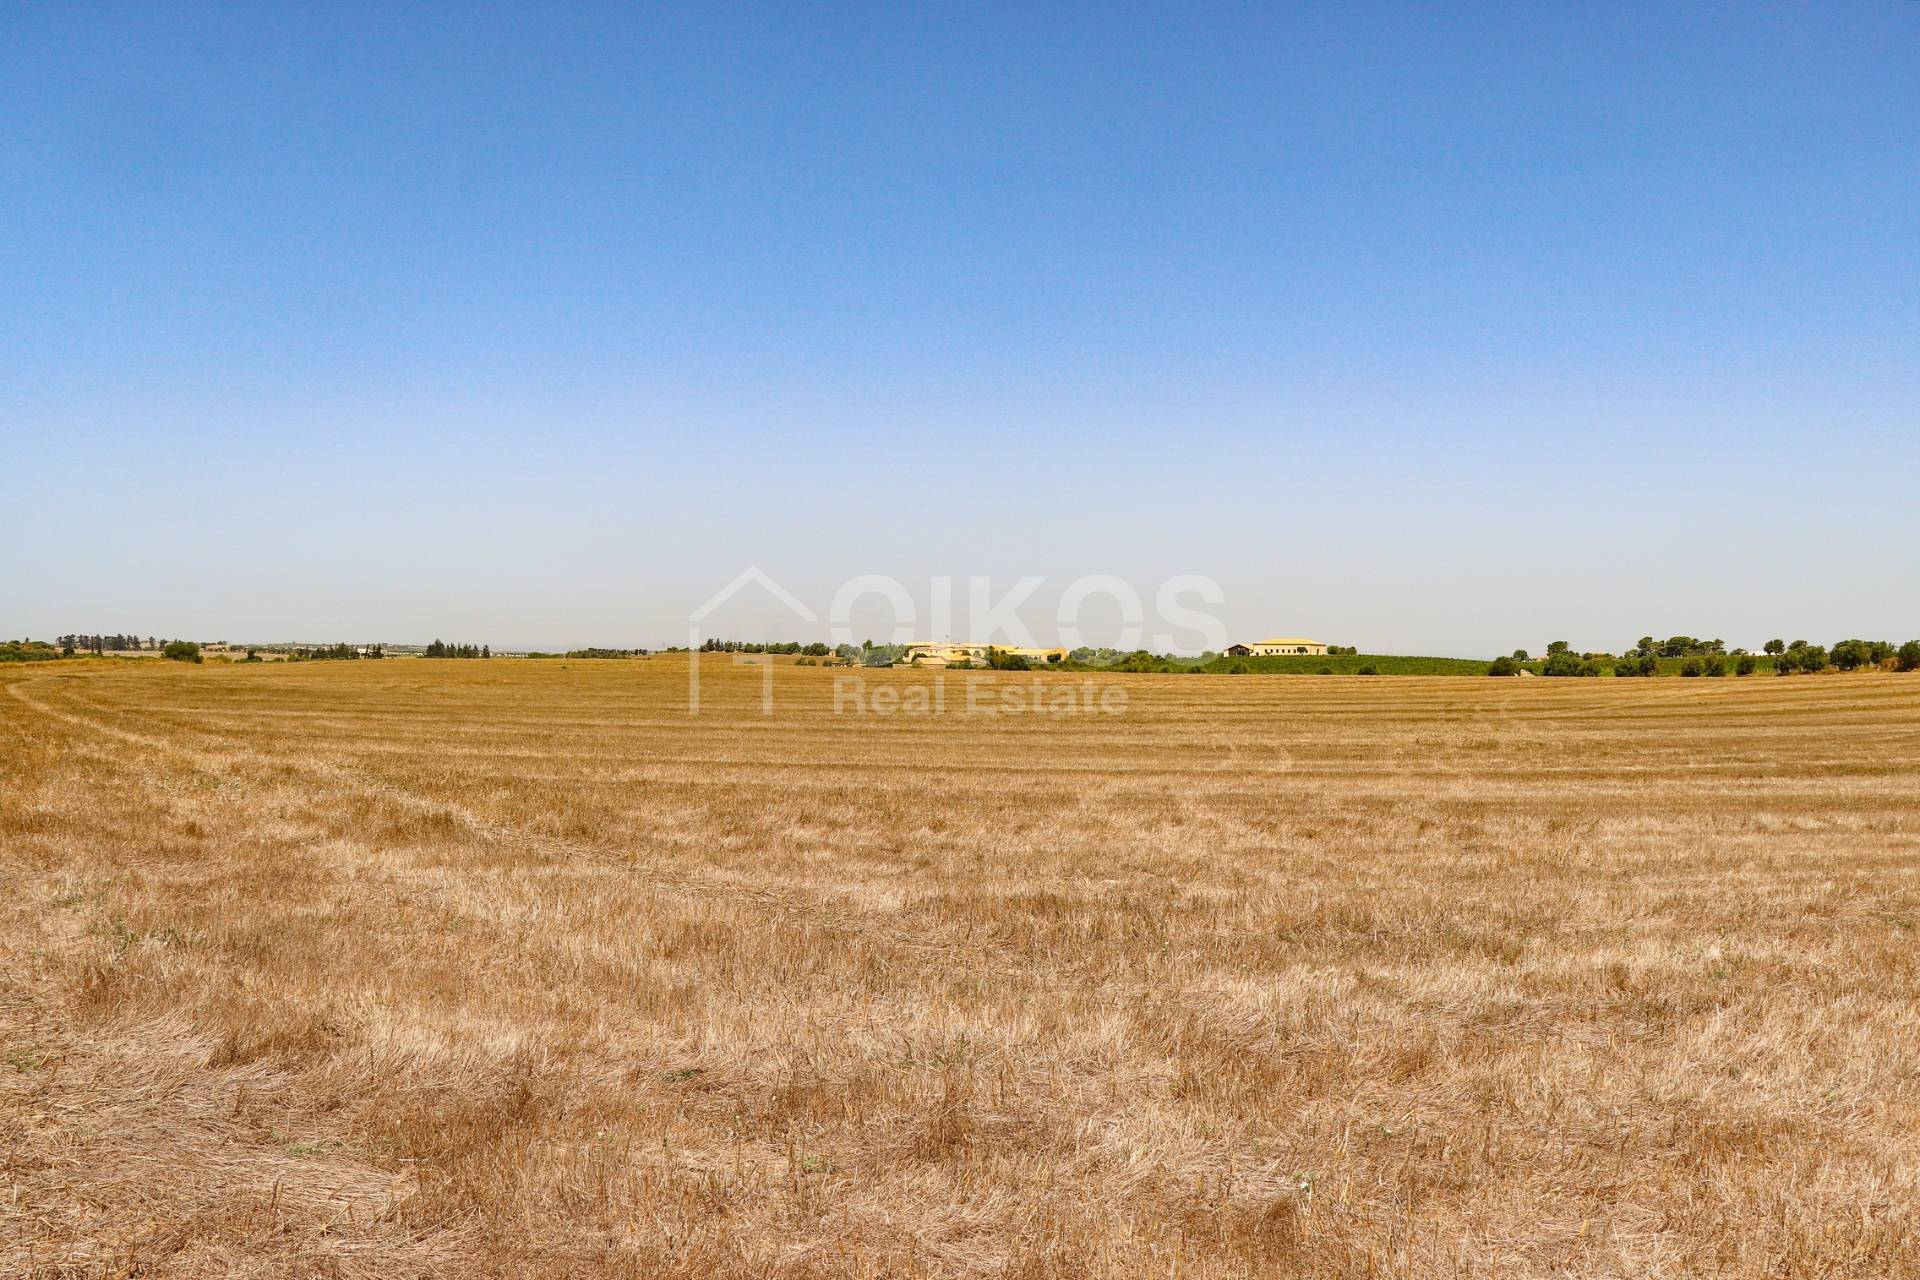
[[0, 641, 61, 664], [1505, 635, 1920, 677]]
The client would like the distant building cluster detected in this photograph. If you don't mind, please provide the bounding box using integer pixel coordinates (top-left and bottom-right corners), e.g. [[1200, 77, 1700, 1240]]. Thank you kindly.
[[901, 642, 1068, 669]]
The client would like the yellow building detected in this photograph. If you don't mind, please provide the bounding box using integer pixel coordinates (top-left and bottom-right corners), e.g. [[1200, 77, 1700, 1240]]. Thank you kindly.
[[1225, 637, 1328, 657]]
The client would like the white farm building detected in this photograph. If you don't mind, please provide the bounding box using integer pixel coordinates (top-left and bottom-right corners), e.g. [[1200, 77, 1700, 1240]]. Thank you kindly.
[[1224, 637, 1329, 657]]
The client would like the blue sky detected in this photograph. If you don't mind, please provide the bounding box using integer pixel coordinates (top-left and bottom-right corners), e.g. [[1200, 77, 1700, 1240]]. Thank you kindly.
[[5, 2, 1916, 654]]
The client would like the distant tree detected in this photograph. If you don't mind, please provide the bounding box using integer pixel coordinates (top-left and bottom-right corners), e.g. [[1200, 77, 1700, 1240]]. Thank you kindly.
[[1764, 639, 1785, 655], [1511, 649, 1529, 661], [1735, 654, 1758, 676], [1680, 658, 1706, 677], [1546, 641, 1571, 656], [1898, 641, 1920, 672], [482, 645, 491, 659], [1830, 639, 1876, 671], [161, 641, 202, 664], [1488, 656, 1518, 676], [1703, 654, 1727, 677]]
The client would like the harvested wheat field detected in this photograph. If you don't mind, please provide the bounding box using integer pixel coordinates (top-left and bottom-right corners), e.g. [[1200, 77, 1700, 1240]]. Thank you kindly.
[[3, 657, 1918, 1279]]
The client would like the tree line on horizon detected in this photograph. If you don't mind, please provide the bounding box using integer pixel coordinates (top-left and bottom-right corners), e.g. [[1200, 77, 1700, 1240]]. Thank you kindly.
[[287, 643, 387, 661], [696, 639, 833, 656], [1490, 635, 1920, 678], [423, 640, 489, 659], [56, 633, 163, 655]]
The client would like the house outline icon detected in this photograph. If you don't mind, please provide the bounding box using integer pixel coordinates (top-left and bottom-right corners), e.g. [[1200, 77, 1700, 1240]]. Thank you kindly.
[[686, 566, 818, 714], [690, 566, 817, 627]]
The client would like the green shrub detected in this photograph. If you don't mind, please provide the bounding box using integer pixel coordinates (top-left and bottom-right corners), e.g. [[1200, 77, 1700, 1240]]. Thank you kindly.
[[1830, 639, 1873, 671], [1899, 641, 1920, 672], [161, 641, 202, 664], [1735, 654, 1758, 676], [1488, 656, 1518, 677], [0, 641, 62, 664], [1778, 645, 1827, 674]]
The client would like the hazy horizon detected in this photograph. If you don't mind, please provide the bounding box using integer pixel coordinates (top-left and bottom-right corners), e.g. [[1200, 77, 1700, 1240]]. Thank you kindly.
[[7, 4, 1917, 656]]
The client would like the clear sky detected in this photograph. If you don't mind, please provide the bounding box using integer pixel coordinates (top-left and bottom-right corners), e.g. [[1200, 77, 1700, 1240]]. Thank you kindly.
[[5, 3, 1916, 655]]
